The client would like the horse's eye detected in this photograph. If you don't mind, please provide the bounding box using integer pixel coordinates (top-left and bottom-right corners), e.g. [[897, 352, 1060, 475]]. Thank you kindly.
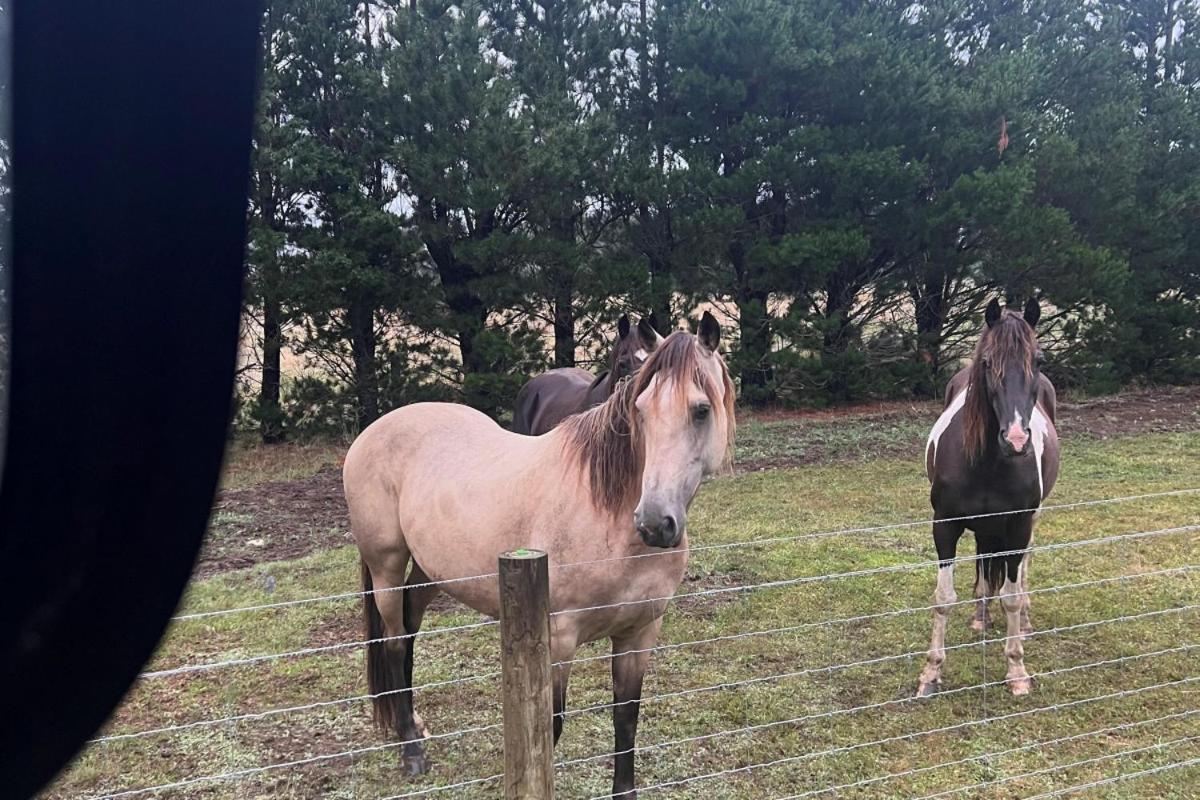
[[692, 404, 711, 423]]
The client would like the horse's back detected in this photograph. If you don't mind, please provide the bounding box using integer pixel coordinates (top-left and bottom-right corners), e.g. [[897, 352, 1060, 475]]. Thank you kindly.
[[511, 367, 594, 435]]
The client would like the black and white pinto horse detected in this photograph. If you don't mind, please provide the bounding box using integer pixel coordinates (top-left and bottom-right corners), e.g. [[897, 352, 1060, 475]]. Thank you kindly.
[[918, 298, 1061, 697]]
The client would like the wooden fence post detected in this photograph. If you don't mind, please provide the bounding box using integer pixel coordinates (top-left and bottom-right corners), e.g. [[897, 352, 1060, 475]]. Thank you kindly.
[[498, 548, 554, 799]]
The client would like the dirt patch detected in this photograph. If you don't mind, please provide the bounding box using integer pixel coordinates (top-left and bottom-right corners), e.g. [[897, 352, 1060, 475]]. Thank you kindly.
[[1056, 385, 1200, 439], [196, 467, 351, 578]]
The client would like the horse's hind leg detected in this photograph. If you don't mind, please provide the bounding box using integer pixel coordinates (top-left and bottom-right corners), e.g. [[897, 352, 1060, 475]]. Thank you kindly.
[[969, 560, 992, 632], [1018, 547, 1034, 636], [402, 562, 441, 741], [917, 521, 964, 697], [361, 552, 432, 775]]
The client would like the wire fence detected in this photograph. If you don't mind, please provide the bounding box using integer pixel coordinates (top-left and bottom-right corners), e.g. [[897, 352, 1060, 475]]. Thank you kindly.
[[72, 485, 1200, 799]]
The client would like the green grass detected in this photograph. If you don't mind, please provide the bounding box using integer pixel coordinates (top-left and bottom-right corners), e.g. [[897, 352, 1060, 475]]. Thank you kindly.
[[46, 429, 1200, 799]]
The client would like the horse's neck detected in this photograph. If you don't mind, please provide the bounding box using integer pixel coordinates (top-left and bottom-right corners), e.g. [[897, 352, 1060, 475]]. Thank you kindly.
[[585, 371, 612, 406]]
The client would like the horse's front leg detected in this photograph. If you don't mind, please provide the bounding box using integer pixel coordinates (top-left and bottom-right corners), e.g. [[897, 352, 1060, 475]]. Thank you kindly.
[[611, 617, 663, 799], [917, 521, 964, 697]]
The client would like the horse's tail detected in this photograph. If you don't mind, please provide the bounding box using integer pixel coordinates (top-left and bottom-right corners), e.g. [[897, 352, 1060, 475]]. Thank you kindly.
[[977, 550, 1008, 597], [362, 558, 401, 736]]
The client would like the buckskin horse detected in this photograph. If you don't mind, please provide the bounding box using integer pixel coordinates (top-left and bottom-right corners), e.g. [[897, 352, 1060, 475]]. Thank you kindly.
[[345, 312, 735, 798], [511, 313, 664, 436], [917, 298, 1060, 697]]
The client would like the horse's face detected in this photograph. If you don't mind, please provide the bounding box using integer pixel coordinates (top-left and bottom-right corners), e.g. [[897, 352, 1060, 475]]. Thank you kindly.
[[982, 298, 1044, 458], [632, 313, 733, 548], [612, 314, 664, 384]]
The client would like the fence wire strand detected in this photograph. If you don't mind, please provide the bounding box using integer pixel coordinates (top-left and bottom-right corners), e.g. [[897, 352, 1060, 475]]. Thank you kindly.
[[558, 564, 1199, 670], [1021, 756, 1200, 800], [561, 642, 1197, 773], [912, 734, 1200, 800], [140, 621, 498, 680], [84, 724, 500, 800], [550, 522, 1200, 619], [561, 604, 1200, 719], [91, 673, 500, 745], [170, 487, 1200, 622], [769, 708, 1200, 799]]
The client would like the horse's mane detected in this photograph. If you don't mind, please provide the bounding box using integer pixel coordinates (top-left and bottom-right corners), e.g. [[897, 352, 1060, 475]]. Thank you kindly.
[[560, 331, 736, 516], [962, 310, 1038, 462]]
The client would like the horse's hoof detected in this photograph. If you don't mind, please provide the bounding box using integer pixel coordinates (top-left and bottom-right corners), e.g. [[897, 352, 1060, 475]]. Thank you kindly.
[[968, 617, 990, 633], [916, 681, 940, 698], [403, 743, 429, 776], [1008, 677, 1033, 696]]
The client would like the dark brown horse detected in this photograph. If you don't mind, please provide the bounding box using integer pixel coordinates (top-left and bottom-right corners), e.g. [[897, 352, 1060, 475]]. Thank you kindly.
[[917, 298, 1061, 697], [511, 314, 663, 436]]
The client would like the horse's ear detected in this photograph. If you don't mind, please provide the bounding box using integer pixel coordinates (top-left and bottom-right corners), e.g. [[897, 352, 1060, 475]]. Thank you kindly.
[[636, 315, 660, 345], [618, 314, 631, 339], [1023, 297, 1041, 328], [699, 311, 721, 353], [646, 310, 662, 336], [985, 298, 1002, 328]]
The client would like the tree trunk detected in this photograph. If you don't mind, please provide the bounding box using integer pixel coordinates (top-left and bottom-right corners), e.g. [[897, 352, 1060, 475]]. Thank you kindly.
[[731, 241, 773, 403], [349, 296, 379, 430], [552, 278, 575, 368], [913, 277, 946, 399], [259, 265, 285, 443], [821, 269, 858, 402], [649, 251, 673, 331], [551, 216, 576, 368]]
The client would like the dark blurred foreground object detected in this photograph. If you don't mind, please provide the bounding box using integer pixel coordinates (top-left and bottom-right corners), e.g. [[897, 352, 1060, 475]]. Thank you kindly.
[[0, 2, 261, 796]]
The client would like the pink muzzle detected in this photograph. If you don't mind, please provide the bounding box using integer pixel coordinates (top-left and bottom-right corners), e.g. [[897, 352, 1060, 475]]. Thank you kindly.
[[1005, 422, 1029, 453]]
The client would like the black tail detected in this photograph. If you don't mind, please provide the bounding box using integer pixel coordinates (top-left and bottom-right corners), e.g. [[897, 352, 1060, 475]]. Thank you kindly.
[[362, 559, 402, 736], [977, 551, 1009, 597]]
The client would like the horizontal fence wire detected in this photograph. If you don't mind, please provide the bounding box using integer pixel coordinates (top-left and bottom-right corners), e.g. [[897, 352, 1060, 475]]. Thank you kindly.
[[171, 487, 1200, 622], [554, 487, 1200, 570], [770, 708, 1200, 799], [93, 567, 1195, 747], [93, 489, 1198, 798], [558, 564, 1199, 670], [173, 569, 501, 623], [1021, 756, 1200, 800], [579, 670, 1200, 799], [375, 772, 505, 800], [561, 604, 1200, 719], [142, 522, 1197, 682], [561, 642, 1198, 773], [140, 621, 499, 680], [90, 675, 500, 745], [551, 522, 1200, 618], [912, 735, 1200, 800], [84, 725, 501, 800]]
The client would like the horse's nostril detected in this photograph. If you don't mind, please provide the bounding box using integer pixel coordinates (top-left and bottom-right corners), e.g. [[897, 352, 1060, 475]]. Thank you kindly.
[[663, 515, 677, 536]]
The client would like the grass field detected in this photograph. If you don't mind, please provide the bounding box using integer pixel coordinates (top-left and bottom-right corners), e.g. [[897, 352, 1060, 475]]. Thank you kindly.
[[46, 393, 1200, 799]]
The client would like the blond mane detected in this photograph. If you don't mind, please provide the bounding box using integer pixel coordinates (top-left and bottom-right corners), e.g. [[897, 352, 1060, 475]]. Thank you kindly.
[[560, 332, 736, 515]]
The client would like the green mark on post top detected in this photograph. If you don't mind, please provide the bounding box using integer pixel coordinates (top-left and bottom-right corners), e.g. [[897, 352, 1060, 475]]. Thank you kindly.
[[510, 548, 540, 558]]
